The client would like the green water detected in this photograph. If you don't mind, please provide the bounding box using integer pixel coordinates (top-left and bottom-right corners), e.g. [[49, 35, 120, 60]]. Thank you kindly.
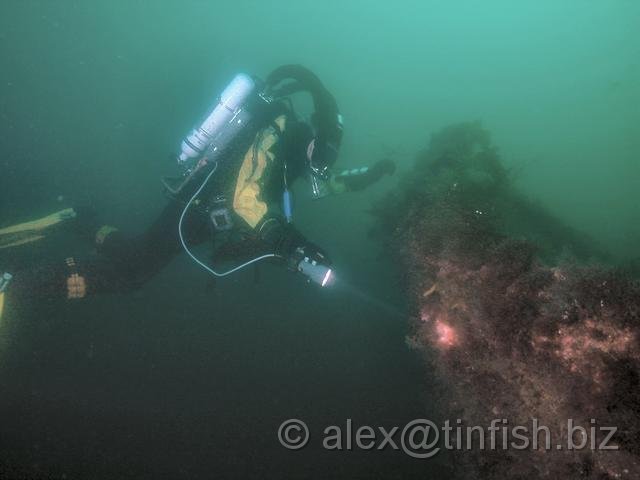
[[2, 1, 638, 258], [0, 1, 638, 478]]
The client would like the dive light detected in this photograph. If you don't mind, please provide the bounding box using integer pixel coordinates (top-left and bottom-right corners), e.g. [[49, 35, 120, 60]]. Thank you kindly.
[[297, 257, 334, 287], [178, 73, 256, 164]]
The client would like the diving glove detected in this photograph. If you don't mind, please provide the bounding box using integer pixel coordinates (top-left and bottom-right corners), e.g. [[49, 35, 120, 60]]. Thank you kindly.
[[334, 159, 396, 192]]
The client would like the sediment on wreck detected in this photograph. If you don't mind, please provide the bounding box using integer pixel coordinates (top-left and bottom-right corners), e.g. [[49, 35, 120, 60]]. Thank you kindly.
[[371, 122, 640, 479]]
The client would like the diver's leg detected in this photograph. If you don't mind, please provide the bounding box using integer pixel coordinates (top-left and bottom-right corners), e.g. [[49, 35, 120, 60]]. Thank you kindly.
[[88, 200, 209, 287], [0, 200, 210, 323], [0, 257, 125, 326], [4, 255, 134, 305]]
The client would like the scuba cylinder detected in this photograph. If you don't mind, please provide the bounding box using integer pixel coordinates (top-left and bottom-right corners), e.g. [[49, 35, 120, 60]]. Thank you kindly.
[[178, 73, 256, 165], [164, 73, 262, 196]]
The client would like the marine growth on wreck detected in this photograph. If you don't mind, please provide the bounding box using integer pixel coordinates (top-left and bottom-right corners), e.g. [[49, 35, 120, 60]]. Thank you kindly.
[[372, 122, 640, 479]]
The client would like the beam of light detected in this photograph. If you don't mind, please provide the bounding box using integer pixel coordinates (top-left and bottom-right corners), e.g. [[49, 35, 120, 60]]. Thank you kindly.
[[321, 268, 333, 287], [331, 275, 406, 320]]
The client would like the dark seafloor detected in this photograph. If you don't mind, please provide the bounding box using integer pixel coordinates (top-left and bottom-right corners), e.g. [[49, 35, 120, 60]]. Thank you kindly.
[[0, 234, 449, 478], [0, 193, 450, 479]]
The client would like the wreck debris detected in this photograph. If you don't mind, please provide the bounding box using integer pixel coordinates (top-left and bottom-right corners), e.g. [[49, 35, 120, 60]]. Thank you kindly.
[[372, 122, 640, 479]]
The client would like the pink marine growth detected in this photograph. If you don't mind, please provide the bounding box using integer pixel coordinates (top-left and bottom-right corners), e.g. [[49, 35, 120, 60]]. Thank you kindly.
[[435, 319, 458, 348]]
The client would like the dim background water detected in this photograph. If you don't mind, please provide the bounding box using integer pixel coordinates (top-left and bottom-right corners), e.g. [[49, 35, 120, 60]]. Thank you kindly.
[[0, 1, 638, 478]]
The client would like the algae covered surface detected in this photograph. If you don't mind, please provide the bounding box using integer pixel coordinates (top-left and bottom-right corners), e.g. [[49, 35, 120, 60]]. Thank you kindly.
[[372, 122, 640, 478]]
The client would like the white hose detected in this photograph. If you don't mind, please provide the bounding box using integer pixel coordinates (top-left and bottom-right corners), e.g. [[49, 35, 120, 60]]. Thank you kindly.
[[178, 161, 277, 277]]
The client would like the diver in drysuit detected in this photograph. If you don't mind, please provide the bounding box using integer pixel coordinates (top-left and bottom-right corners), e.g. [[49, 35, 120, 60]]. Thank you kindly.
[[0, 65, 395, 319]]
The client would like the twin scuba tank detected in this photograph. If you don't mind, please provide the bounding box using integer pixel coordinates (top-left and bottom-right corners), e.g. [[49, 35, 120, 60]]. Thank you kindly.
[[178, 73, 256, 166]]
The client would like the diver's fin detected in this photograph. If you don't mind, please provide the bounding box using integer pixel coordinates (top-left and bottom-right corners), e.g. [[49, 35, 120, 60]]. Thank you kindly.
[[0, 208, 76, 236], [0, 234, 46, 250], [0, 291, 5, 324], [0, 208, 76, 249]]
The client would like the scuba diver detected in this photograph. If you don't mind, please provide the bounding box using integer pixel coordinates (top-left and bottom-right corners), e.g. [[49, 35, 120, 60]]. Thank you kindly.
[[0, 65, 395, 322]]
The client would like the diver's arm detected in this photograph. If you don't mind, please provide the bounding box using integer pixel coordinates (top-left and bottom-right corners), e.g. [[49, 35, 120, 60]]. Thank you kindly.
[[256, 216, 332, 286], [328, 158, 396, 194], [257, 217, 329, 262]]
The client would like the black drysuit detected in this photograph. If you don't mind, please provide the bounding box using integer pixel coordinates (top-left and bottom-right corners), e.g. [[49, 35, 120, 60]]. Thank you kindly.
[[3, 111, 390, 308]]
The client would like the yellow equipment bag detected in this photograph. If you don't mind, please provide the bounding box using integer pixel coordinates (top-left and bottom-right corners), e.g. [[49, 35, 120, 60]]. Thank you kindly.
[[232, 115, 286, 229]]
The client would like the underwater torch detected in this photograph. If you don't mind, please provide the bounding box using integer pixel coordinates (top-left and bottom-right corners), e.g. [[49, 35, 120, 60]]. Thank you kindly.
[[297, 256, 334, 287]]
